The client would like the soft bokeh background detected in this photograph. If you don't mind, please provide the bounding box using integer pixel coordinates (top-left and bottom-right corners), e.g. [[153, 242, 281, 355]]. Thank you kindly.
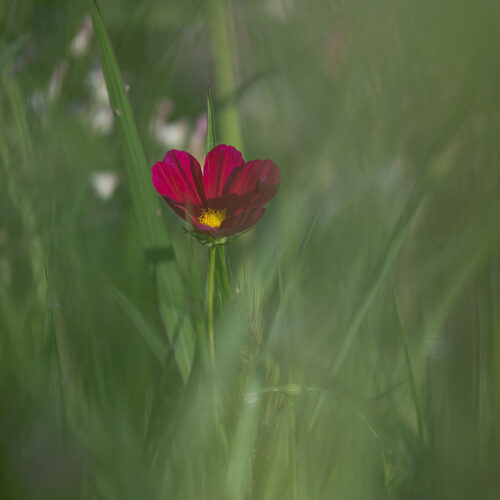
[[2, 0, 500, 498]]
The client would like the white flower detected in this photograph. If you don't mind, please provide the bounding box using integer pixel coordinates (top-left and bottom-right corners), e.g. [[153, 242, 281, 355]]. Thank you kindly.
[[90, 171, 119, 201], [70, 16, 93, 58]]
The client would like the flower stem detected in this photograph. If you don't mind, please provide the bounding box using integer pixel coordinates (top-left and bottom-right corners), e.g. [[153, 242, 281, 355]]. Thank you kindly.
[[216, 245, 231, 301], [208, 246, 216, 368], [207, 246, 229, 452]]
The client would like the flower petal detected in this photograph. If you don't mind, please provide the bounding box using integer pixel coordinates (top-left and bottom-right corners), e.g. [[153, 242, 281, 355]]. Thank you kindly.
[[187, 208, 266, 239], [161, 195, 200, 219], [152, 150, 205, 208], [163, 197, 220, 235], [222, 159, 280, 212], [203, 145, 244, 201], [220, 207, 266, 235]]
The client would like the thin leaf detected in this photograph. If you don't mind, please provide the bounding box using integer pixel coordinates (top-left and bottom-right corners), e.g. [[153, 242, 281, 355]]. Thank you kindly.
[[89, 0, 195, 382]]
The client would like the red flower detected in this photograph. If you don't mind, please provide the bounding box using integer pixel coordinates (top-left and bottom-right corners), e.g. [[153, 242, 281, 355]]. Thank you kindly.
[[152, 145, 280, 244]]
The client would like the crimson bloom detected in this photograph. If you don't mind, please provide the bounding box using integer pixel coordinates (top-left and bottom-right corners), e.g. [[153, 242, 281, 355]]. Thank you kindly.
[[152, 145, 280, 245]]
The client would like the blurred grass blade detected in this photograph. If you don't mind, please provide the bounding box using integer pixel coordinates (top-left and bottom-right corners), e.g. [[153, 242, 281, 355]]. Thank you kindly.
[[42, 205, 57, 369], [88, 0, 194, 382], [4, 75, 33, 158], [333, 52, 484, 378], [110, 287, 168, 364], [0, 35, 27, 73], [206, 86, 216, 153], [224, 383, 261, 499], [205, 0, 243, 149], [330, 204, 417, 378], [310, 55, 485, 431], [394, 293, 425, 445], [305, 387, 380, 442], [88, 0, 165, 248]]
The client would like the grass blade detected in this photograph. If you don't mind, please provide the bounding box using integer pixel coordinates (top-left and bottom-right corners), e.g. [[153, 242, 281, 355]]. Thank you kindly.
[[110, 287, 169, 364], [88, 0, 195, 382], [394, 293, 425, 445], [309, 54, 485, 431]]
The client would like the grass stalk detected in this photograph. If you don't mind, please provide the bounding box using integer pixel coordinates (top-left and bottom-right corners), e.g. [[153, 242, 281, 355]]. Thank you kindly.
[[395, 294, 425, 445], [206, 0, 243, 149], [89, 0, 195, 382]]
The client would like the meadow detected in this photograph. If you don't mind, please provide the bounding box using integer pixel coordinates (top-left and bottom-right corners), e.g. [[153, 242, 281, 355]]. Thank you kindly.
[[1, 1, 500, 498]]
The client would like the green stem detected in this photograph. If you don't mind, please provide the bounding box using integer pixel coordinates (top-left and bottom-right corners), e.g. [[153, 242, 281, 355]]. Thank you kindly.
[[215, 245, 231, 302], [207, 246, 229, 452], [208, 246, 216, 368]]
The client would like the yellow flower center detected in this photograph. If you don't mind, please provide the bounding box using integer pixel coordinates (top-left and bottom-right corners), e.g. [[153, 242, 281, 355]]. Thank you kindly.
[[197, 208, 227, 229]]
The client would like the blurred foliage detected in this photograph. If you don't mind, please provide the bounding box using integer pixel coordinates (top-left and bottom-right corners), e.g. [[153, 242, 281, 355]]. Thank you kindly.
[[2, 0, 500, 499]]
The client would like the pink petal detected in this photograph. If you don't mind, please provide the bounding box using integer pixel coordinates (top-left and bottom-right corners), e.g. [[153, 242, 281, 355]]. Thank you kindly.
[[203, 145, 244, 201], [222, 159, 280, 212], [161, 196, 199, 219], [152, 150, 205, 208], [220, 207, 266, 235], [164, 198, 220, 235]]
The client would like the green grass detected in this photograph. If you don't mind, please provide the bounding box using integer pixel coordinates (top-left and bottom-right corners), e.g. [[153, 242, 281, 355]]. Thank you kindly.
[[2, 0, 500, 499]]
